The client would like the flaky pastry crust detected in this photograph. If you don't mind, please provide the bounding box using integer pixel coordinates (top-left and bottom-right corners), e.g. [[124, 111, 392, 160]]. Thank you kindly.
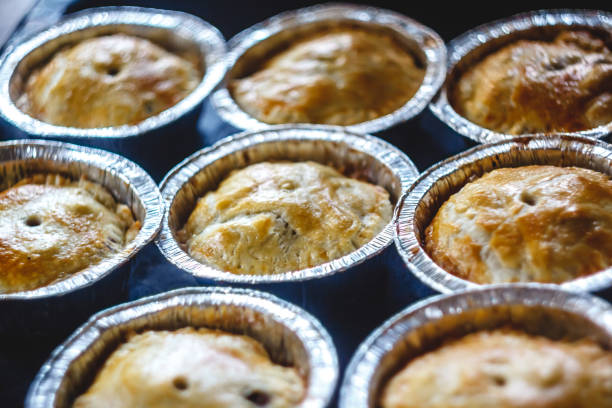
[[381, 330, 612, 408], [73, 327, 305, 408], [451, 31, 612, 134], [425, 165, 612, 284], [230, 27, 425, 125], [0, 174, 140, 293], [19, 34, 201, 128], [180, 161, 392, 275]]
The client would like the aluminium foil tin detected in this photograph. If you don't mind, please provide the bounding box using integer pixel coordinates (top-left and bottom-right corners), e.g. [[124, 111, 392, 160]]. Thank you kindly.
[[340, 284, 612, 408], [0, 6, 227, 181], [156, 125, 431, 366], [26, 287, 338, 408], [0, 139, 162, 337], [210, 3, 446, 136], [429, 9, 612, 144], [394, 134, 612, 294]]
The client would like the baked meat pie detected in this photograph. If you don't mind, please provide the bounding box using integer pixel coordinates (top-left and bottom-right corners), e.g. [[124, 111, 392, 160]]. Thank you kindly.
[[425, 165, 612, 284], [18, 34, 201, 128], [0, 174, 140, 293], [180, 161, 392, 275], [230, 27, 425, 125], [451, 31, 612, 134], [73, 327, 305, 408], [381, 330, 612, 408]]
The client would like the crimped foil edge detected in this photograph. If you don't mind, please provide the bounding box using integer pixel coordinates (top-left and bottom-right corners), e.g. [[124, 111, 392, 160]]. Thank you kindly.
[[0, 139, 163, 300], [156, 124, 418, 284], [211, 3, 446, 134], [26, 286, 339, 408], [340, 284, 612, 408], [394, 134, 612, 294], [429, 9, 612, 144], [0, 6, 227, 138]]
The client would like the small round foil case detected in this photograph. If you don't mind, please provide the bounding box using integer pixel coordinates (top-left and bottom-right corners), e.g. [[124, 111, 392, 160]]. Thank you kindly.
[[156, 125, 425, 363], [0, 6, 227, 179], [26, 286, 338, 408], [211, 3, 446, 134], [339, 285, 612, 408], [157, 125, 416, 284], [429, 9, 612, 144], [394, 134, 612, 294], [0, 139, 162, 335]]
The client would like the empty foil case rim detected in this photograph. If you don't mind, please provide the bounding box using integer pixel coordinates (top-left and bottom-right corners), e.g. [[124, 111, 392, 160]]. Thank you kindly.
[[156, 124, 419, 284], [394, 134, 612, 294], [26, 286, 339, 408], [429, 9, 612, 144], [339, 284, 612, 408], [0, 138, 163, 301], [0, 6, 227, 139], [211, 2, 447, 134]]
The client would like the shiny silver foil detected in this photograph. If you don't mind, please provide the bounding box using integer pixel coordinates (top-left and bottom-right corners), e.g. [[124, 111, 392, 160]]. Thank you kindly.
[[156, 125, 418, 284], [211, 3, 446, 134], [26, 286, 339, 407], [394, 135, 612, 293], [429, 9, 612, 144], [0, 139, 162, 300], [340, 285, 612, 408], [0, 6, 226, 138]]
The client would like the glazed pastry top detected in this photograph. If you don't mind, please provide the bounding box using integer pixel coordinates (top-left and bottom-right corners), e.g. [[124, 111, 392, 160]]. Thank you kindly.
[[230, 27, 425, 125], [452, 31, 612, 134], [0, 174, 140, 293], [181, 161, 392, 275], [425, 165, 612, 284], [19, 34, 201, 128]]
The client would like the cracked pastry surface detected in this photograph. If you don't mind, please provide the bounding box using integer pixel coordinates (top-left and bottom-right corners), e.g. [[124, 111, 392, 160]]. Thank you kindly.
[[425, 165, 612, 284], [18, 34, 201, 128], [180, 161, 392, 275], [73, 327, 305, 408], [381, 330, 612, 408], [0, 174, 140, 293], [451, 31, 612, 134], [230, 27, 425, 125]]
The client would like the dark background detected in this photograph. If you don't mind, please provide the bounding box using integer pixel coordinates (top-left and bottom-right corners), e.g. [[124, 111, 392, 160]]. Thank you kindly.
[[0, 1, 611, 407]]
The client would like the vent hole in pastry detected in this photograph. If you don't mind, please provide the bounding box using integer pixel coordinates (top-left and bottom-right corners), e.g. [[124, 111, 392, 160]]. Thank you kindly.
[[492, 375, 507, 386], [172, 376, 189, 391], [144, 101, 155, 114], [519, 191, 536, 206], [246, 390, 270, 406], [25, 215, 41, 227], [106, 66, 120, 76], [545, 55, 581, 71]]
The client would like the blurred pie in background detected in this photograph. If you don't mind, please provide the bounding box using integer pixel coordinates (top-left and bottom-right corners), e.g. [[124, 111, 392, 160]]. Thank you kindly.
[[73, 327, 305, 408], [18, 34, 201, 128], [230, 26, 425, 126], [381, 329, 612, 408], [451, 30, 612, 134]]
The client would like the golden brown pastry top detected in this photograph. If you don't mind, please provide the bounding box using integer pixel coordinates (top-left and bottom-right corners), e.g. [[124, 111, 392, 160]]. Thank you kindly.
[[381, 330, 612, 408], [0, 174, 140, 293], [19, 34, 201, 128], [229, 27, 425, 125], [73, 327, 305, 408], [451, 31, 612, 134], [180, 161, 392, 275], [425, 165, 612, 284]]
